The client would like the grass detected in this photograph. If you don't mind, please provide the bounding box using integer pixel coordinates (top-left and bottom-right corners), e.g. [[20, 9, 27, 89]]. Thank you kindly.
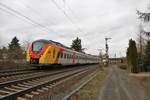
[[128, 71, 150, 97], [69, 68, 108, 100], [138, 78, 150, 96], [120, 68, 129, 75], [145, 82, 150, 96]]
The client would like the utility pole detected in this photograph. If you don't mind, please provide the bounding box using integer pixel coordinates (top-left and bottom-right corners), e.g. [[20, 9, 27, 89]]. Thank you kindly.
[[105, 37, 111, 66]]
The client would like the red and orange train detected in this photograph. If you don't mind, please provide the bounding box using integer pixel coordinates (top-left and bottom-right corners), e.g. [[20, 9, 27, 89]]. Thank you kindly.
[[26, 39, 100, 67]]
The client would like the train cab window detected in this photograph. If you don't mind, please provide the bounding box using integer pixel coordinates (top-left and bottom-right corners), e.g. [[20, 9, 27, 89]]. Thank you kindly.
[[32, 40, 48, 53]]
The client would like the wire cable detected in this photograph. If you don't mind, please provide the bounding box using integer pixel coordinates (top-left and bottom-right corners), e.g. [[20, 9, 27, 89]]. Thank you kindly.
[[62, 0, 86, 34], [0, 2, 56, 33], [51, 0, 85, 34]]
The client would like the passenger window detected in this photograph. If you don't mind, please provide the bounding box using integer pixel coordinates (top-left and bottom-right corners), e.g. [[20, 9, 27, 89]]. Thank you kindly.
[[53, 49, 55, 58], [67, 54, 69, 59], [57, 52, 60, 58], [67, 54, 68, 59], [64, 54, 66, 59], [61, 53, 63, 58]]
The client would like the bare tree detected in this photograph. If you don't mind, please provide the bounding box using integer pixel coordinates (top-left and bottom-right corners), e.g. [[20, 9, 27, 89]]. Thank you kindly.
[[137, 10, 150, 22], [136, 25, 147, 55], [22, 40, 31, 53]]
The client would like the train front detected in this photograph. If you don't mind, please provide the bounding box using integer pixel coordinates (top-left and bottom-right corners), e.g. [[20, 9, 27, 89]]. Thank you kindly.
[[26, 40, 51, 66]]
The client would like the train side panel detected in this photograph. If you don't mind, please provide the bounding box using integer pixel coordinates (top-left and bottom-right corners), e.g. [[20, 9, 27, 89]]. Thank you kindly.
[[39, 45, 60, 64], [26, 39, 100, 67]]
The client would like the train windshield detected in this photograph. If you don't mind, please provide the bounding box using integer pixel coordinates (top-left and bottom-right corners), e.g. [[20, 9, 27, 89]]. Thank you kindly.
[[32, 41, 48, 53]]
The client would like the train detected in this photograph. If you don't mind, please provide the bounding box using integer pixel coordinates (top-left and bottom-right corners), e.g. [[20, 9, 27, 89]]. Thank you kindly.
[[26, 39, 100, 67]]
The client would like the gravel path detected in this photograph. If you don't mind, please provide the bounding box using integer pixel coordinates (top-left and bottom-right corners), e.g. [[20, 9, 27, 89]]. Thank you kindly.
[[98, 66, 150, 100]]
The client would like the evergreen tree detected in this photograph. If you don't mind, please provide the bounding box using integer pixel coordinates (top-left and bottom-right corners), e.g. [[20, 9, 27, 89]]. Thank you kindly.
[[126, 39, 138, 73], [144, 40, 150, 68], [71, 37, 83, 52], [126, 47, 130, 65], [8, 36, 24, 59]]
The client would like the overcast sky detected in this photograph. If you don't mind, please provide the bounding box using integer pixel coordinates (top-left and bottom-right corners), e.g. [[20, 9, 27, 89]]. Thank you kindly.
[[0, 0, 149, 57]]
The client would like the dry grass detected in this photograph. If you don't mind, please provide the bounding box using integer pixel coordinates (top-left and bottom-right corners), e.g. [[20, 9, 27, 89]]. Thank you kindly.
[[117, 64, 127, 70], [137, 78, 150, 96], [144, 80, 150, 96], [69, 68, 108, 100], [0, 60, 30, 70], [129, 72, 150, 96]]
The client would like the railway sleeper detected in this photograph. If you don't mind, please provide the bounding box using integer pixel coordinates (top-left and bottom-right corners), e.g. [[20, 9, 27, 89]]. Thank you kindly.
[[1, 67, 96, 99], [4, 87, 20, 92], [11, 85, 27, 90], [19, 68, 95, 100], [17, 84, 31, 88], [0, 90, 10, 95]]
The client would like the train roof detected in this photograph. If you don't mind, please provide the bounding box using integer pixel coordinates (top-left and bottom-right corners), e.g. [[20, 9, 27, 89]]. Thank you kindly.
[[34, 39, 100, 58], [49, 40, 71, 49], [34, 39, 71, 49]]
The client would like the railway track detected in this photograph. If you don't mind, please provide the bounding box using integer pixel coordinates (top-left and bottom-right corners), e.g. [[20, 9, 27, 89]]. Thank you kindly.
[[0, 65, 96, 100], [0, 71, 47, 83], [0, 69, 34, 77]]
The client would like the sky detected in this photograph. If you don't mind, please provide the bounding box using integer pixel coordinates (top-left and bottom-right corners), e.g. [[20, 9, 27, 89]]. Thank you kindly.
[[0, 0, 149, 57]]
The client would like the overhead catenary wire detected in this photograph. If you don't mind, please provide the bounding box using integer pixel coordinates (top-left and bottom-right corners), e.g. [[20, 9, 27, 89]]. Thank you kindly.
[[51, 0, 85, 34], [0, 2, 56, 34], [62, 0, 86, 34], [21, 3, 56, 26]]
